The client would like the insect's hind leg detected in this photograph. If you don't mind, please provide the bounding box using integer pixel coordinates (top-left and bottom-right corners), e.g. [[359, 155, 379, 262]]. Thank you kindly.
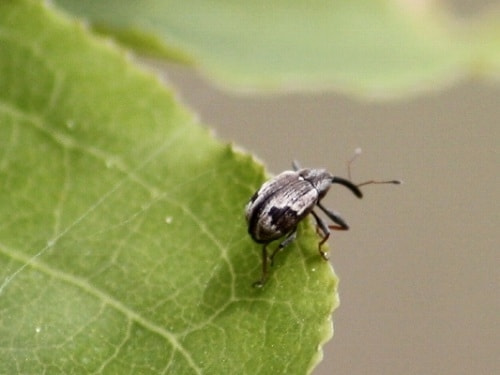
[[253, 244, 269, 288], [269, 229, 297, 266], [253, 230, 297, 288]]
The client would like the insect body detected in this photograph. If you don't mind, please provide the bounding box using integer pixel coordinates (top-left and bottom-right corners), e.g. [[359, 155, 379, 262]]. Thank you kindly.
[[246, 161, 399, 287]]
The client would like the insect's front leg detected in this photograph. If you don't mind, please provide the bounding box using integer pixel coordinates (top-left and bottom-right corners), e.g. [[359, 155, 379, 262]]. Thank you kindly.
[[310, 210, 330, 260], [312, 202, 350, 260], [317, 202, 350, 230]]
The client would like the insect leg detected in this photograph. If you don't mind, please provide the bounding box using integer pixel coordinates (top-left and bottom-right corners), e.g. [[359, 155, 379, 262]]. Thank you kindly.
[[269, 229, 297, 266], [310, 210, 331, 260], [312, 203, 351, 260], [317, 202, 350, 230], [253, 244, 269, 288]]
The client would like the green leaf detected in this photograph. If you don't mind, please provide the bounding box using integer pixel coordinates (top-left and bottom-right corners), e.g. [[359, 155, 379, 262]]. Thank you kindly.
[[0, 1, 337, 374], [53, 0, 499, 96], [468, 8, 500, 75]]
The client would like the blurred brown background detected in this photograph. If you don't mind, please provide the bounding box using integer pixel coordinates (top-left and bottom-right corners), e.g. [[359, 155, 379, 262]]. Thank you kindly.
[[157, 2, 499, 373]]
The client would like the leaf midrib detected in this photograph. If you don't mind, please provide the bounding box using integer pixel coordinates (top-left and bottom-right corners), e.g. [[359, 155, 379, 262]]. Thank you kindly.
[[0, 240, 203, 374]]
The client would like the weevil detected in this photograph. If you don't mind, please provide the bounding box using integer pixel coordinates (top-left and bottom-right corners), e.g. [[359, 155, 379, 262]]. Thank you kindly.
[[246, 159, 400, 287]]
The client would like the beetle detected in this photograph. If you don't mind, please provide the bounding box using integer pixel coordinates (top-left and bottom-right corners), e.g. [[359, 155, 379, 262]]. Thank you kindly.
[[245, 160, 400, 287]]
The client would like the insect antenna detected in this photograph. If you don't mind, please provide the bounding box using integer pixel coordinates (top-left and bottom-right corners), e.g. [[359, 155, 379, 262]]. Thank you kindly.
[[357, 179, 402, 187], [347, 147, 363, 180], [347, 148, 402, 188], [331, 176, 363, 198]]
